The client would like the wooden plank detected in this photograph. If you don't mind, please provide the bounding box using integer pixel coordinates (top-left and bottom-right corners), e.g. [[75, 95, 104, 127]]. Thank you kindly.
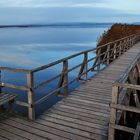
[[0, 115, 69, 140], [41, 113, 108, 132], [37, 117, 108, 140], [0, 115, 88, 140], [0, 128, 27, 140], [61, 97, 110, 110], [58, 100, 109, 114], [50, 105, 109, 121], [37, 119, 107, 140], [46, 109, 108, 125], [71, 91, 112, 100], [39, 115, 108, 139], [0, 136, 8, 140], [68, 94, 110, 103], [54, 104, 109, 118], [64, 97, 109, 107], [0, 122, 46, 140]]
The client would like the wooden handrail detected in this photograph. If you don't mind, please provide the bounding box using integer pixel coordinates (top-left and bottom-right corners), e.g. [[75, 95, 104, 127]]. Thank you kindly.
[[0, 66, 31, 73], [32, 33, 140, 73]]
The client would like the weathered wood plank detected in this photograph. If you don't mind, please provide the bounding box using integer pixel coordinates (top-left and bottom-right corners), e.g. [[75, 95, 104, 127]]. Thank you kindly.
[[0, 128, 27, 140]]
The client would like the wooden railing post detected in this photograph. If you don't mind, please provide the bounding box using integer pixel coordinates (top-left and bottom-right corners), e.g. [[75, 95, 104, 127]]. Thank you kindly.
[[119, 41, 122, 56], [130, 37, 133, 47], [63, 60, 68, 96], [113, 44, 117, 60], [126, 38, 129, 50], [123, 40, 126, 53], [84, 52, 88, 80], [27, 72, 35, 120], [109, 85, 119, 140], [128, 37, 131, 49], [97, 48, 101, 71], [107, 45, 110, 65]]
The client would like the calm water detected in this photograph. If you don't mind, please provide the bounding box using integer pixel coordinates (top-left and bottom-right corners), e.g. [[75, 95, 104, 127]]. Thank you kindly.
[[0, 24, 111, 116]]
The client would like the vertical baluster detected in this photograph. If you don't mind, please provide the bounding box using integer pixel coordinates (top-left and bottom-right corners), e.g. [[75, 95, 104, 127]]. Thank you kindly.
[[119, 41, 122, 56], [84, 52, 88, 80], [123, 39, 126, 53], [107, 45, 110, 65], [27, 72, 35, 120], [113, 44, 117, 60], [63, 60, 68, 96], [128, 37, 131, 49], [97, 48, 101, 71]]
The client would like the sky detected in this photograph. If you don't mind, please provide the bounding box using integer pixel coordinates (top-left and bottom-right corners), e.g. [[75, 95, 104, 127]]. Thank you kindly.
[[0, 0, 140, 24]]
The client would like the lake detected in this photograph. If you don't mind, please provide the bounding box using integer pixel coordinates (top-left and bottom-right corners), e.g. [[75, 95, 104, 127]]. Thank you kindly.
[[0, 23, 111, 116]]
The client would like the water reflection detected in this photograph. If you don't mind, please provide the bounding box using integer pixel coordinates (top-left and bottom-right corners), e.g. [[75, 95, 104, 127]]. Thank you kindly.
[[0, 25, 110, 116]]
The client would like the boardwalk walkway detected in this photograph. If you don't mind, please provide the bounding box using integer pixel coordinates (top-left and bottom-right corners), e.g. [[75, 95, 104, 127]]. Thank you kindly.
[[0, 42, 140, 140]]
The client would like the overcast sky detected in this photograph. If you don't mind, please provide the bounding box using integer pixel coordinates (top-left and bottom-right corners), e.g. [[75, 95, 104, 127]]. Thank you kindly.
[[0, 0, 140, 25]]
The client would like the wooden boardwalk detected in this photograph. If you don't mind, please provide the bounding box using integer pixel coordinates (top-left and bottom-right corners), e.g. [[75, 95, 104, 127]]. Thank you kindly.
[[0, 42, 140, 140]]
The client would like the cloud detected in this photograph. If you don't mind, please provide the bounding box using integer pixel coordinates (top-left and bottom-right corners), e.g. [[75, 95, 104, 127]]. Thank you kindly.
[[0, 0, 139, 24], [0, 0, 139, 15], [96, 0, 140, 14], [0, 0, 106, 7]]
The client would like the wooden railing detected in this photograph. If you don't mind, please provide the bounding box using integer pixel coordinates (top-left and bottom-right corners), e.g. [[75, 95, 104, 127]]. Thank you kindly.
[[0, 33, 140, 120], [109, 52, 140, 140]]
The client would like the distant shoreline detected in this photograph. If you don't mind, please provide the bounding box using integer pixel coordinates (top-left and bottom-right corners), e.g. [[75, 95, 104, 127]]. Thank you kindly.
[[0, 23, 114, 28]]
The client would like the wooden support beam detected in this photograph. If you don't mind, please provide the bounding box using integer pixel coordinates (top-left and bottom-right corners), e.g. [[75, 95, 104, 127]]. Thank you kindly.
[[113, 83, 140, 91], [110, 124, 135, 134], [27, 72, 35, 120]]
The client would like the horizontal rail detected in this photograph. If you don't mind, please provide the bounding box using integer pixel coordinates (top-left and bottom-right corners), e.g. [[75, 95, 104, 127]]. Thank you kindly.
[[16, 101, 31, 108], [0, 67, 31, 73], [111, 103, 140, 114], [31, 50, 94, 73], [110, 124, 135, 134], [113, 83, 140, 91], [0, 82, 29, 91]]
